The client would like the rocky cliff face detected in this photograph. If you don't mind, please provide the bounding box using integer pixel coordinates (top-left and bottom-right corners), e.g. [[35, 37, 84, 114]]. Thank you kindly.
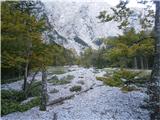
[[42, 2, 122, 54], [41, 1, 145, 54]]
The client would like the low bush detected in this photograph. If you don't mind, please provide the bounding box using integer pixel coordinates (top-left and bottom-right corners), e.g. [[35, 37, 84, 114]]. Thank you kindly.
[[48, 79, 70, 85], [96, 77, 123, 87], [96, 77, 105, 81], [27, 81, 42, 97], [70, 85, 82, 92], [1, 84, 41, 116], [48, 67, 67, 75], [1, 99, 20, 115], [1, 76, 23, 84], [48, 75, 72, 85], [1, 90, 26, 102], [48, 75, 59, 81], [113, 69, 138, 81], [121, 85, 138, 92], [18, 97, 40, 112], [96, 69, 141, 88]]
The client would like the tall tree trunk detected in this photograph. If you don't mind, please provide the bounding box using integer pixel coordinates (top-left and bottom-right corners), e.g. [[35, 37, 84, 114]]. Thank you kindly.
[[25, 70, 39, 97], [134, 57, 138, 69], [18, 66, 21, 79], [145, 56, 148, 70], [23, 59, 29, 91], [40, 67, 48, 111], [140, 56, 144, 69], [149, 1, 160, 120]]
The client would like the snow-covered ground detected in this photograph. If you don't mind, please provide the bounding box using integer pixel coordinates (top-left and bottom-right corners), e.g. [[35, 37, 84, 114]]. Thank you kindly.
[[1, 66, 150, 120]]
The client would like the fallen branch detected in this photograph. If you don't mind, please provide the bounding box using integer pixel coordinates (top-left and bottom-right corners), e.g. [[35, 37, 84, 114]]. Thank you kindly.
[[47, 83, 100, 106]]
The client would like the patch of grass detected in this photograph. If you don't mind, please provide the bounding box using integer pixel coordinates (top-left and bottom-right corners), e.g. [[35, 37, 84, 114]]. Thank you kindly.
[[48, 79, 70, 85], [1, 76, 23, 84], [103, 68, 117, 75], [1, 89, 40, 116], [1, 90, 26, 102], [49, 88, 59, 94], [121, 86, 139, 92], [18, 97, 40, 112], [48, 66, 68, 75], [113, 69, 139, 81], [96, 77, 105, 81], [96, 77, 123, 87], [97, 69, 149, 92], [104, 77, 123, 87], [133, 72, 150, 84], [48, 75, 73, 85], [96, 69, 139, 88], [27, 81, 42, 97], [1, 99, 20, 115], [70, 85, 82, 92], [48, 75, 59, 81]]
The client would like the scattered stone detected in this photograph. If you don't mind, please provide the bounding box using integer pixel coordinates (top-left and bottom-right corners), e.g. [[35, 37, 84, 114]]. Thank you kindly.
[[69, 85, 82, 92], [50, 89, 59, 94], [77, 80, 85, 85], [2, 66, 150, 120]]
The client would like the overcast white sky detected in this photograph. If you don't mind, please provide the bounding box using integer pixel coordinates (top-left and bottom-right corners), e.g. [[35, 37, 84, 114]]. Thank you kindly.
[[42, 0, 154, 8], [107, 0, 144, 7], [106, 0, 154, 8]]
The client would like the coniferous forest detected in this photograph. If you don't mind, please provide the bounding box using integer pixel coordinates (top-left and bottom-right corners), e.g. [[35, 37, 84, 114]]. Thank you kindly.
[[1, 0, 160, 120]]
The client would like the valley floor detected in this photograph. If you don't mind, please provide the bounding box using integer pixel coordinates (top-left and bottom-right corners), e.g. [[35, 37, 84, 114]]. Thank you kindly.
[[1, 66, 150, 120]]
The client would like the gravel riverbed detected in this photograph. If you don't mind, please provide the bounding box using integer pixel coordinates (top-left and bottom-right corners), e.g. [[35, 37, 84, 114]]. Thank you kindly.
[[1, 66, 150, 120]]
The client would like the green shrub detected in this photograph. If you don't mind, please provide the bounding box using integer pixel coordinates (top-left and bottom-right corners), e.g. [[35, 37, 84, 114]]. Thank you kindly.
[[70, 85, 82, 92], [97, 69, 148, 91], [28, 81, 42, 97], [18, 97, 40, 112], [48, 78, 70, 85], [48, 75, 59, 81], [121, 86, 138, 92], [1, 99, 19, 115], [105, 77, 123, 87], [1, 90, 26, 102], [96, 77, 105, 81], [1, 89, 41, 116], [1, 76, 23, 84], [1, 97, 40, 115], [96, 69, 138, 87], [48, 67, 67, 75], [113, 69, 138, 81], [97, 77, 124, 87], [133, 72, 150, 84], [48, 76, 71, 85]]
